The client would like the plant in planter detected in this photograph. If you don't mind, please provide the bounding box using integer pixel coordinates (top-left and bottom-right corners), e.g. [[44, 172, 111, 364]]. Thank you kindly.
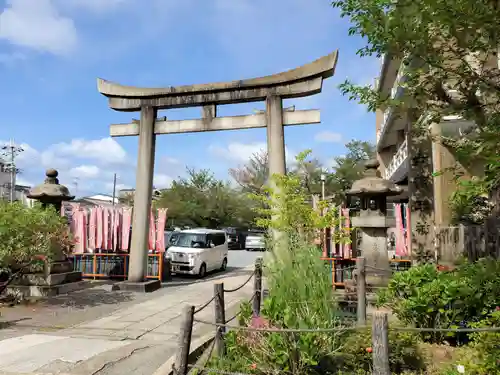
[[0, 201, 74, 294]]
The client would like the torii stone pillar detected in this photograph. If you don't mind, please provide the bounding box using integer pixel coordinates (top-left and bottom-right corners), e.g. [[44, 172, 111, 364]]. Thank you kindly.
[[97, 51, 339, 285]]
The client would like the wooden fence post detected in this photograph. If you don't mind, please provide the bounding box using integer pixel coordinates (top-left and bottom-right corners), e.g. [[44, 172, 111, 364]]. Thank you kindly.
[[372, 311, 390, 375], [356, 257, 366, 326], [253, 257, 263, 316], [214, 282, 226, 356], [174, 305, 195, 375]]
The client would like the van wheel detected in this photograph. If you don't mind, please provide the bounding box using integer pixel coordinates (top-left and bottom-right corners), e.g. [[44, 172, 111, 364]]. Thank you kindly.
[[198, 263, 207, 278], [220, 258, 227, 271]]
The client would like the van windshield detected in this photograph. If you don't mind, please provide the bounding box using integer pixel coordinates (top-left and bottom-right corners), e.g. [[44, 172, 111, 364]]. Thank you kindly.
[[169, 232, 207, 248]]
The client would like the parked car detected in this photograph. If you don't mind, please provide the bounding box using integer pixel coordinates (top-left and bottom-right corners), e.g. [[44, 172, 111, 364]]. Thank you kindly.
[[221, 227, 246, 250], [166, 228, 228, 277], [245, 230, 266, 251]]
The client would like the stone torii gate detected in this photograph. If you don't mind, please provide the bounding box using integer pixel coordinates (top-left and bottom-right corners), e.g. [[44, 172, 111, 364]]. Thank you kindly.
[[97, 50, 339, 285]]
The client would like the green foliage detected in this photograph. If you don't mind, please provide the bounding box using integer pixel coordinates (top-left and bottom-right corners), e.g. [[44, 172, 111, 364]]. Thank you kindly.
[[250, 150, 349, 244], [328, 140, 376, 206], [230, 140, 375, 208], [376, 260, 500, 342], [208, 151, 351, 374], [0, 201, 73, 274], [448, 177, 493, 224], [331, 0, 500, 210], [155, 168, 257, 228], [339, 327, 424, 373], [437, 311, 500, 375]]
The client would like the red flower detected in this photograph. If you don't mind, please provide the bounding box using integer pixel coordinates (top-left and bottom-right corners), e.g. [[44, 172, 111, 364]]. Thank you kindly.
[[250, 363, 257, 370], [495, 306, 500, 311], [33, 255, 47, 261], [366, 347, 373, 353]]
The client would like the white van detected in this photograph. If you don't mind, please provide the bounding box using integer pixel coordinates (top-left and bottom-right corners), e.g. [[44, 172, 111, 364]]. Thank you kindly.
[[166, 228, 228, 278]]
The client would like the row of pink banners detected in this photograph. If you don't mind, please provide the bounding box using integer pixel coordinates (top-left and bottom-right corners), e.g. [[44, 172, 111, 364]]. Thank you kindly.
[[61, 204, 168, 253]]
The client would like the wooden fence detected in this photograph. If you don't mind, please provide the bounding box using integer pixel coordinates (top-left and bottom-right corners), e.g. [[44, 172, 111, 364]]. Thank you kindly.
[[171, 258, 499, 375]]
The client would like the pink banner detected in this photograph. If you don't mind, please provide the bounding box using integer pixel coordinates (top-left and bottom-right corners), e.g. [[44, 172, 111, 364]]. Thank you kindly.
[[112, 208, 121, 251], [149, 210, 156, 250], [395, 203, 405, 256], [405, 204, 411, 255], [342, 208, 351, 258], [96, 206, 103, 250], [156, 208, 168, 252], [69, 203, 80, 236], [88, 207, 97, 252], [73, 211, 86, 253], [102, 207, 110, 250], [121, 208, 132, 251]]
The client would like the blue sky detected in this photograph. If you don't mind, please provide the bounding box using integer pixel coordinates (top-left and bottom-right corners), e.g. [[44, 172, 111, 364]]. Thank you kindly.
[[0, 0, 379, 197]]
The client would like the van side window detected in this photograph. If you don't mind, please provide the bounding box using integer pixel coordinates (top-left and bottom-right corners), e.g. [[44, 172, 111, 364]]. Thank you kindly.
[[213, 233, 226, 246], [206, 234, 214, 247]]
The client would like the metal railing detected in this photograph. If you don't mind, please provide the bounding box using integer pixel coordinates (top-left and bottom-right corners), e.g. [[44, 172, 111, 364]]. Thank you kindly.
[[384, 138, 408, 180]]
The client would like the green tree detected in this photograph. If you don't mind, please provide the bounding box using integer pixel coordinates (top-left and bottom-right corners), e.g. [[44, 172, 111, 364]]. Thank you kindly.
[[328, 140, 376, 205], [155, 168, 256, 228], [331, 0, 500, 213]]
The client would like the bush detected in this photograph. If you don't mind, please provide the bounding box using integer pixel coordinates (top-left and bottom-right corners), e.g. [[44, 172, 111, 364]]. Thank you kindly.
[[376, 260, 500, 343], [0, 201, 73, 275], [338, 327, 424, 374]]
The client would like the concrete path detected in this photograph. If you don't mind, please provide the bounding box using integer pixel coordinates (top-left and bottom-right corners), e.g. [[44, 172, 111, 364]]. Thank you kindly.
[[0, 266, 256, 375]]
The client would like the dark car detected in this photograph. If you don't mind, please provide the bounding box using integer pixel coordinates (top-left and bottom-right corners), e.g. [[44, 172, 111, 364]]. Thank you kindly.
[[221, 227, 246, 250]]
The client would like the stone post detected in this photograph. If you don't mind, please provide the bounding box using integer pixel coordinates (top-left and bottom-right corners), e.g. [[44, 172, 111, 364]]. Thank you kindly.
[[347, 160, 402, 289], [128, 106, 157, 282]]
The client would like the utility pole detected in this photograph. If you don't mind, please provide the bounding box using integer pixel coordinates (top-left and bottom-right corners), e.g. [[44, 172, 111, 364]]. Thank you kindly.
[[1, 139, 23, 203], [112, 173, 117, 206]]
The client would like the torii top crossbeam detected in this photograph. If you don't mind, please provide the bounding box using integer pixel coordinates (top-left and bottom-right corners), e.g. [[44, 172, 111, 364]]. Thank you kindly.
[[97, 51, 338, 111]]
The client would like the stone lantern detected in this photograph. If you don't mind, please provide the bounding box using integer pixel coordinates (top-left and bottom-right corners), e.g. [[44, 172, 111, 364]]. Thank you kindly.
[[347, 159, 402, 288], [27, 169, 75, 213]]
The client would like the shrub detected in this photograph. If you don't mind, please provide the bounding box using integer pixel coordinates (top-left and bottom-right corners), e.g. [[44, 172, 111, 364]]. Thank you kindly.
[[376, 260, 500, 343], [337, 327, 424, 374], [0, 201, 73, 275]]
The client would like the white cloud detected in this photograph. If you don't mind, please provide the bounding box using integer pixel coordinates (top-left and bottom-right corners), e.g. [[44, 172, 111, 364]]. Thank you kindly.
[[51, 137, 128, 165], [15, 176, 33, 187], [154, 173, 173, 189], [70, 165, 100, 179], [0, 137, 133, 196], [0, 0, 77, 55], [314, 131, 343, 143]]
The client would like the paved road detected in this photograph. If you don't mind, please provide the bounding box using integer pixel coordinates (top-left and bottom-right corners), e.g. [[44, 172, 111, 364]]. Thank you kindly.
[[0, 251, 263, 374], [0, 251, 261, 333]]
